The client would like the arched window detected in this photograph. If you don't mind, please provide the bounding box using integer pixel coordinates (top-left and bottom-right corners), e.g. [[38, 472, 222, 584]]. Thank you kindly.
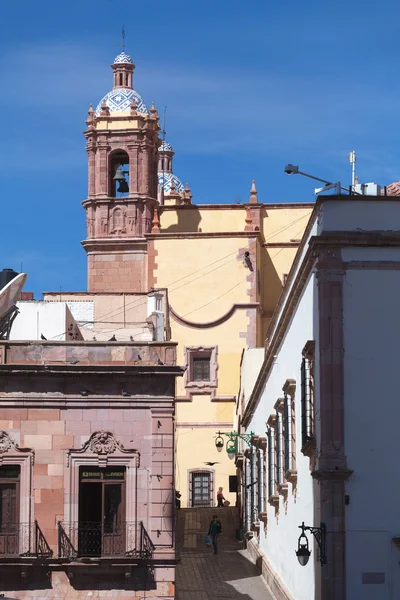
[[109, 150, 130, 198]]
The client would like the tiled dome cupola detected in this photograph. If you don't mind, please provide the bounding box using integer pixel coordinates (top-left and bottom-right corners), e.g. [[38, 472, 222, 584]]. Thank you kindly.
[[158, 141, 184, 194], [95, 51, 148, 116], [113, 51, 133, 64]]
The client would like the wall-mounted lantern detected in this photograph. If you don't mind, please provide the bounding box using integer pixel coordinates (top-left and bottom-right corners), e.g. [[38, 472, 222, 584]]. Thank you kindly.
[[296, 521, 326, 566], [214, 430, 254, 458]]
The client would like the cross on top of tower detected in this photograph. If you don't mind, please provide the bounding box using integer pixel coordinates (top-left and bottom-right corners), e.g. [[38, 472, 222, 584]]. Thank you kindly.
[[121, 26, 126, 52]]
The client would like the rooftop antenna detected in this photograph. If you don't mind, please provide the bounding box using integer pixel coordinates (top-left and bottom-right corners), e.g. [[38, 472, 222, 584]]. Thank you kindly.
[[160, 106, 167, 205], [348, 150, 356, 193]]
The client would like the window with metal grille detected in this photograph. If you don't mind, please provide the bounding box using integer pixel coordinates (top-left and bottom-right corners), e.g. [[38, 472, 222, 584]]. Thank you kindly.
[[276, 412, 284, 485], [192, 357, 211, 382], [267, 427, 275, 499], [301, 342, 315, 452], [283, 395, 290, 473]]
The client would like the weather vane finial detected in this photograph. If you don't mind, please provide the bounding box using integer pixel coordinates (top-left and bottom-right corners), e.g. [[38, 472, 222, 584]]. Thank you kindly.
[[121, 26, 126, 51]]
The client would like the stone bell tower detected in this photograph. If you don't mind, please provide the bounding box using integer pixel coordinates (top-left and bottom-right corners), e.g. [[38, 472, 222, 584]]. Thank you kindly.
[[82, 51, 160, 293]]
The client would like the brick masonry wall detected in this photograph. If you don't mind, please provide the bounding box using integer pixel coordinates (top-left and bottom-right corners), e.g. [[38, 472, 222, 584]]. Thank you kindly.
[[88, 251, 148, 292]]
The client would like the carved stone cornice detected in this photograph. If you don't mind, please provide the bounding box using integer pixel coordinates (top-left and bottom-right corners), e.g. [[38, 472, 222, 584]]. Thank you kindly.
[[274, 398, 285, 414], [302, 340, 315, 359], [311, 469, 353, 481], [282, 378, 296, 397], [67, 431, 139, 467], [257, 436, 267, 451], [284, 469, 298, 485], [266, 414, 276, 428], [259, 511, 267, 526], [268, 494, 279, 508], [0, 431, 34, 465], [277, 482, 288, 500]]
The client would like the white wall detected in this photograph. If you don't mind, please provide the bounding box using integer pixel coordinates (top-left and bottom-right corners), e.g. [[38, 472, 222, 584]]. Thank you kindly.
[[240, 348, 264, 410], [342, 246, 400, 600], [247, 274, 319, 600], [11, 302, 70, 340]]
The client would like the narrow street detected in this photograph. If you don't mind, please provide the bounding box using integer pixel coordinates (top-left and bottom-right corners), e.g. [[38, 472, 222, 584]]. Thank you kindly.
[[175, 508, 276, 600]]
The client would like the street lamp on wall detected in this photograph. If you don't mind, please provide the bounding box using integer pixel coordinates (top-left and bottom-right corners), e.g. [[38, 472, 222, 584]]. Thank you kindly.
[[214, 430, 254, 457], [296, 522, 326, 566], [215, 434, 224, 453]]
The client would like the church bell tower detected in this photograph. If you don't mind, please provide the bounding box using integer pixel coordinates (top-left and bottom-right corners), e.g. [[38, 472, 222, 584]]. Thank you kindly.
[[82, 51, 160, 292]]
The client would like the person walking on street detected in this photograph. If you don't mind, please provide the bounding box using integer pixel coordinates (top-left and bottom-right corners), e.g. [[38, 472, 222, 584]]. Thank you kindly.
[[217, 486, 225, 507], [208, 514, 222, 555]]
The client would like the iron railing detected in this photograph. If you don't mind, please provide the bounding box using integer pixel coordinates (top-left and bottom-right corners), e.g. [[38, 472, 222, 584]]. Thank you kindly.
[[0, 521, 52, 558], [58, 521, 154, 560]]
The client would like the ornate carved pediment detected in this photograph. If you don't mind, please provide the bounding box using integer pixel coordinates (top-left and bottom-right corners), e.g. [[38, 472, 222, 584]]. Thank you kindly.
[[67, 431, 139, 466], [0, 430, 34, 463], [0, 430, 15, 453]]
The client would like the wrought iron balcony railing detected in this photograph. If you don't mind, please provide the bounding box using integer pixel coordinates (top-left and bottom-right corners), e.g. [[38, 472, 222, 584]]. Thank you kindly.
[[58, 521, 154, 560], [0, 521, 53, 558]]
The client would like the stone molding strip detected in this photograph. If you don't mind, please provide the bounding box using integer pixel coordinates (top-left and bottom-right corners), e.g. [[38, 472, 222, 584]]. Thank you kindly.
[[146, 231, 261, 240], [160, 202, 314, 210], [169, 303, 259, 329], [176, 422, 233, 428], [176, 395, 236, 403]]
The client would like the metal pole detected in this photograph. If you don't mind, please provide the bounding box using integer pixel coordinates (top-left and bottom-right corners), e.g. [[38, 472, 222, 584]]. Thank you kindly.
[[250, 446, 256, 524], [245, 457, 251, 532]]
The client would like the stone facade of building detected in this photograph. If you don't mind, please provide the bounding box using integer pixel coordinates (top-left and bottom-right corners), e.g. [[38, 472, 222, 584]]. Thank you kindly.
[[0, 339, 182, 599]]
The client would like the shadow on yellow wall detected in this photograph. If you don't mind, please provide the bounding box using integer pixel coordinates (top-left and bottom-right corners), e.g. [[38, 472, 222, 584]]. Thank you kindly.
[[162, 207, 202, 233]]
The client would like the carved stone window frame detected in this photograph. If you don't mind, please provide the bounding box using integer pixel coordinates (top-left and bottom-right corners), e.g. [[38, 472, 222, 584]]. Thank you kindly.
[[266, 416, 279, 509], [0, 431, 34, 526], [282, 378, 297, 487], [184, 346, 218, 399], [301, 340, 316, 466], [274, 399, 288, 500], [64, 431, 140, 525], [188, 468, 215, 508]]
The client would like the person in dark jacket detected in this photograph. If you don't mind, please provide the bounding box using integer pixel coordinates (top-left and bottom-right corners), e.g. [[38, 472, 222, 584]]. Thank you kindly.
[[208, 514, 222, 554]]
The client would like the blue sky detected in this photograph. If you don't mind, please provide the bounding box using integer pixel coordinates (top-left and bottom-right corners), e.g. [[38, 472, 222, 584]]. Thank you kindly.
[[1, 0, 399, 296]]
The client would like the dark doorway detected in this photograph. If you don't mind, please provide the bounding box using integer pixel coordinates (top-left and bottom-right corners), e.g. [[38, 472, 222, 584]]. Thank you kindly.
[[0, 466, 20, 556], [78, 467, 125, 557]]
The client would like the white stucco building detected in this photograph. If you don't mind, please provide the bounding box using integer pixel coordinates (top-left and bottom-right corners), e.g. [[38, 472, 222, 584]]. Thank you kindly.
[[238, 195, 400, 600]]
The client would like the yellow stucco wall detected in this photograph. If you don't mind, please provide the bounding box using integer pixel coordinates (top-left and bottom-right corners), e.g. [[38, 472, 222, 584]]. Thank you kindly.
[[153, 204, 313, 506], [160, 207, 247, 233], [175, 425, 237, 508]]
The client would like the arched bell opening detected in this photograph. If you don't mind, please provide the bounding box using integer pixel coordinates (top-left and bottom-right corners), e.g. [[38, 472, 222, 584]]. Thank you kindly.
[[109, 150, 130, 198]]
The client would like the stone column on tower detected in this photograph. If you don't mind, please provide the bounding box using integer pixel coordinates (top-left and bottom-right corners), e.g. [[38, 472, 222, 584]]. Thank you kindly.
[[81, 50, 160, 293]]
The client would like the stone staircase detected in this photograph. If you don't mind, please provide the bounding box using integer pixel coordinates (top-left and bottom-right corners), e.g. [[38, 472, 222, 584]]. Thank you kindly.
[[176, 507, 240, 556]]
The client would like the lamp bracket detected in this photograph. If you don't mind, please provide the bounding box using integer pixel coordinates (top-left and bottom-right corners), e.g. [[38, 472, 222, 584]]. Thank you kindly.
[[217, 430, 254, 447], [298, 522, 326, 565]]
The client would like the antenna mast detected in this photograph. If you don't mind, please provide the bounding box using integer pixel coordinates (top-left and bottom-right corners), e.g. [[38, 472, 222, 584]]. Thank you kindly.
[[348, 150, 356, 193]]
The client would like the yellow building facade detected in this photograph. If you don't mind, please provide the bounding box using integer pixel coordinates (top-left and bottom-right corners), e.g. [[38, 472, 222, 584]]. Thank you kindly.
[[44, 50, 313, 508]]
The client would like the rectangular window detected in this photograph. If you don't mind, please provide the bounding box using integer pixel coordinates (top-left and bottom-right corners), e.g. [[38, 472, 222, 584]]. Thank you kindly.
[[283, 396, 290, 473], [192, 357, 211, 382], [267, 427, 275, 500], [275, 411, 284, 485], [191, 472, 212, 507], [301, 342, 315, 452]]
